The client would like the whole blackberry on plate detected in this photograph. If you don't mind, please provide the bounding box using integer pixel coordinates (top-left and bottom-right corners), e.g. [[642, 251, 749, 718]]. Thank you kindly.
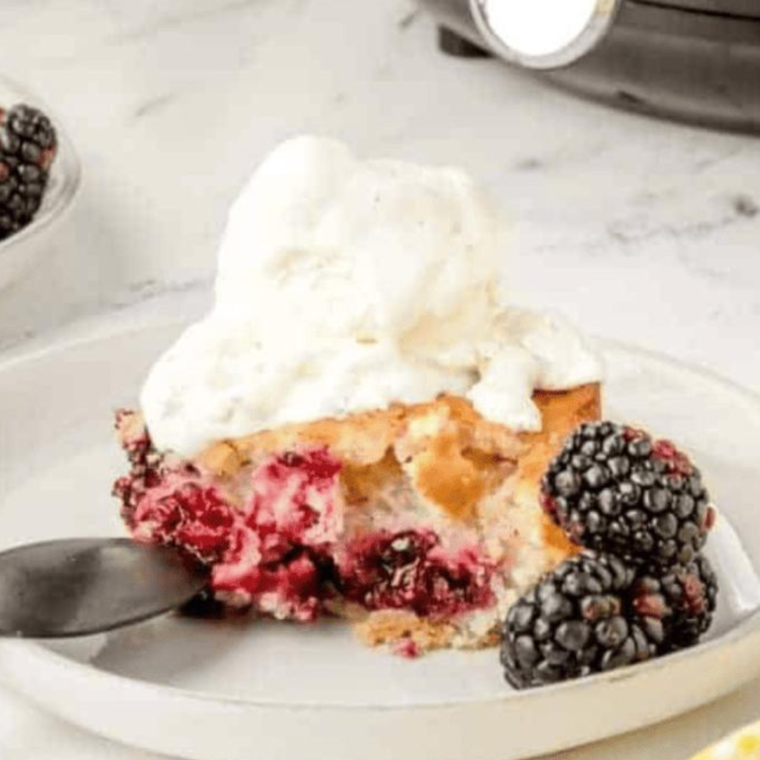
[[541, 422, 716, 567], [0, 104, 57, 241], [632, 555, 718, 652], [501, 553, 661, 689]]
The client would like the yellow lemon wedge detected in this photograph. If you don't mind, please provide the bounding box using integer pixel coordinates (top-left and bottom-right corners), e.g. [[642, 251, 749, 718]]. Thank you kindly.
[[692, 722, 760, 760]]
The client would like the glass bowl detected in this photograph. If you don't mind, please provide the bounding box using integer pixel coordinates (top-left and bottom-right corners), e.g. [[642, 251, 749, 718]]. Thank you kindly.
[[0, 75, 81, 291]]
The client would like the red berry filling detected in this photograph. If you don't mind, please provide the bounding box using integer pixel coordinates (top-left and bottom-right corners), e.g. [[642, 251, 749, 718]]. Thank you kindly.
[[337, 529, 495, 620], [249, 448, 343, 562], [213, 524, 324, 622], [116, 418, 496, 625], [133, 480, 236, 563], [209, 448, 344, 621]]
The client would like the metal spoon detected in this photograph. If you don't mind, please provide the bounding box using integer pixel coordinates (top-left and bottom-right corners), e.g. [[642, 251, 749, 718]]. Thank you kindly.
[[0, 538, 208, 638]]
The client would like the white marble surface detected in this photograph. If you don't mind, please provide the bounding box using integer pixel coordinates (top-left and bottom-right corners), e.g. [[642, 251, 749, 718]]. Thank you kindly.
[[0, 0, 759, 758]]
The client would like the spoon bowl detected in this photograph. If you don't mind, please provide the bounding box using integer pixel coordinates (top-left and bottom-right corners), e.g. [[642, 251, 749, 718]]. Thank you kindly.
[[0, 538, 208, 638]]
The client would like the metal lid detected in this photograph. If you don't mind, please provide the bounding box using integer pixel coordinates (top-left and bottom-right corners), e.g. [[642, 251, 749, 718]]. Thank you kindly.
[[471, 0, 624, 70], [640, 0, 760, 19]]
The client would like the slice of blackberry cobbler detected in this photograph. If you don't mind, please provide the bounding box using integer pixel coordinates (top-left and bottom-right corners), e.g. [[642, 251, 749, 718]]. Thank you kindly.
[[113, 384, 600, 655], [113, 405, 719, 675], [110, 138, 718, 678], [113, 137, 610, 658]]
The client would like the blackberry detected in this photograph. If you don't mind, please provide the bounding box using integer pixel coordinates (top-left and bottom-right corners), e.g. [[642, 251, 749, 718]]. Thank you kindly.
[[501, 553, 661, 689], [632, 555, 718, 651], [541, 422, 716, 567], [0, 104, 57, 240]]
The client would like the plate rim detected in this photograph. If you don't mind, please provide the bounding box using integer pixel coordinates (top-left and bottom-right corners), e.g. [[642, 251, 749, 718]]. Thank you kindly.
[[0, 323, 759, 713]]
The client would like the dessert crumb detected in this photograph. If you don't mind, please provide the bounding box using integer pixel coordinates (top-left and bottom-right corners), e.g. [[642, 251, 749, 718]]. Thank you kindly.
[[393, 637, 420, 659]]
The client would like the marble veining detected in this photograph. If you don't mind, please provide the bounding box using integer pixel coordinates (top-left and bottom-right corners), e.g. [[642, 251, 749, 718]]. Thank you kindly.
[[132, 92, 177, 120], [107, 0, 262, 45]]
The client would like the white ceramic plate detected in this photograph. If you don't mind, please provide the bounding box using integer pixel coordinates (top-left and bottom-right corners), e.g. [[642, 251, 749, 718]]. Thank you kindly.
[[0, 75, 81, 291], [0, 324, 759, 760]]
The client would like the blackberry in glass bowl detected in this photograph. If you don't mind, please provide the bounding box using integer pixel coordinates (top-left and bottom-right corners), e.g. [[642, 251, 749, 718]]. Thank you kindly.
[[0, 76, 80, 291]]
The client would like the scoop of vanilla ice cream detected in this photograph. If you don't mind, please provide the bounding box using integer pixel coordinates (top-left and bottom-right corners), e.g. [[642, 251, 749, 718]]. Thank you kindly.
[[214, 137, 500, 360], [141, 136, 602, 456]]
